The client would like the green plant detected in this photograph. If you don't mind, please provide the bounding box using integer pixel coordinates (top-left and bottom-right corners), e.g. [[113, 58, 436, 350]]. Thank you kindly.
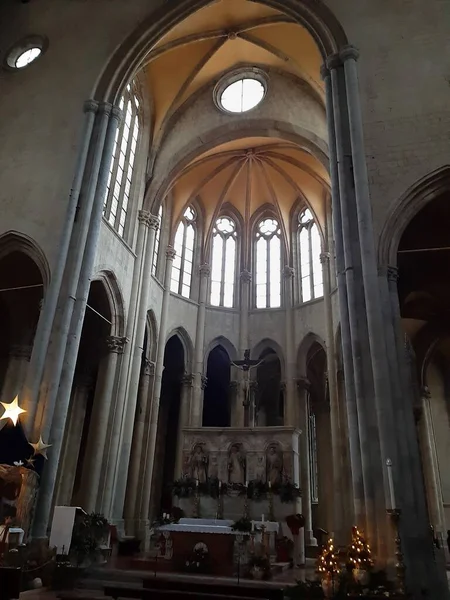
[[247, 479, 268, 501], [171, 477, 196, 498], [247, 554, 271, 579], [278, 481, 301, 503], [231, 517, 252, 533], [70, 512, 109, 566]]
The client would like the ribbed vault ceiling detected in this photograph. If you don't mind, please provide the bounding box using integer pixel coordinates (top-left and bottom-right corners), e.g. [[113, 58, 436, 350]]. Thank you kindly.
[[168, 137, 330, 252], [144, 0, 323, 146]]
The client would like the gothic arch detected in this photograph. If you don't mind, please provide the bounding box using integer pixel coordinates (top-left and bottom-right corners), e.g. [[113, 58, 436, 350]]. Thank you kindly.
[[378, 165, 450, 268], [92, 270, 125, 337], [0, 230, 50, 289], [203, 336, 237, 368], [165, 326, 194, 372], [93, 0, 348, 104], [297, 331, 326, 377], [251, 338, 285, 376]]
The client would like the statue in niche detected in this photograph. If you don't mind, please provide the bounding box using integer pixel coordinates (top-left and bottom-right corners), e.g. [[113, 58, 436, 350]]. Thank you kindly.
[[190, 444, 208, 483], [266, 444, 283, 486], [255, 455, 265, 482], [228, 444, 246, 484]]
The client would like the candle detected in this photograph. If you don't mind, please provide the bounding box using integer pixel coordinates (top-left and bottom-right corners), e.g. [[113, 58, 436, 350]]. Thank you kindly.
[[251, 521, 255, 532], [268, 481, 271, 490], [261, 514, 265, 523], [219, 480, 222, 489], [196, 479, 199, 488], [386, 458, 396, 509], [245, 480, 248, 488]]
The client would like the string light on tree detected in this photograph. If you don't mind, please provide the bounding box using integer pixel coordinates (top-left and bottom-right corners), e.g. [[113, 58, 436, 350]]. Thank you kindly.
[[317, 537, 340, 576], [347, 526, 373, 570], [0, 396, 26, 426]]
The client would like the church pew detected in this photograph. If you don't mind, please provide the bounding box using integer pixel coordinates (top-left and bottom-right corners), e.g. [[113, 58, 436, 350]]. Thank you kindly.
[[142, 578, 284, 599], [104, 582, 283, 600]]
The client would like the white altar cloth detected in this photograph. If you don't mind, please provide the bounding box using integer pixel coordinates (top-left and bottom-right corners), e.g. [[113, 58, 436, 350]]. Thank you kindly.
[[157, 518, 278, 535]]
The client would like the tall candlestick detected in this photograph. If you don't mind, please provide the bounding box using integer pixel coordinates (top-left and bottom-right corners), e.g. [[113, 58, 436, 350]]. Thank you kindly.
[[386, 458, 396, 509], [245, 480, 248, 488], [196, 478, 199, 488], [261, 514, 265, 523], [268, 481, 271, 489]]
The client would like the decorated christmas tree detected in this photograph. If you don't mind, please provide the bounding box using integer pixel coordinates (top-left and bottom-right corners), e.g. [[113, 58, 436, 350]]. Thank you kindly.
[[347, 526, 373, 571], [317, 537, 340, 578]]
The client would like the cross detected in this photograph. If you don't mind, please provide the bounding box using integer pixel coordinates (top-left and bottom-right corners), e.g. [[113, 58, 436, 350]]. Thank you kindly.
[[231, 350, 264, 426]]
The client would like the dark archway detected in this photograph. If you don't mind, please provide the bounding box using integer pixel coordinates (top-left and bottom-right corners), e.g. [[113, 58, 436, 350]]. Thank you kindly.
[[202, 345, 231, 427], [256, 348, 282, 426], [152, 335, 185, 515]]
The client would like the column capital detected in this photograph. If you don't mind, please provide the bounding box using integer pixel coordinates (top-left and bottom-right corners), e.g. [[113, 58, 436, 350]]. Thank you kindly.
[[320, 252, 331, 264], [110, 105, 123, 124], [138, 209, 151, 224], [201, 375, 208, 390], [387, 266, 399, 282], [240, 269, 252, 283], [166, 245, 176, 260], [339, 45, 359, 63], [320, 64, 330, 81], [147, 214, 160, 230], [283, 265, 295, 279], [199, 263, 211, 277], [98, 102, 114, 118], [325, 52, 341, 71], [420, 385, 431, 400], [296, 377, 311, 391], [182, 373, 194, 387], [83, 99, 99, 114], [106, 335, 128, 353], [144, 359, 156, 377]]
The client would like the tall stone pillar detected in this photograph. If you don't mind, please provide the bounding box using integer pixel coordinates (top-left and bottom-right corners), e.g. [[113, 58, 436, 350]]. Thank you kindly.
[[100, 209, 152, 518], [229, 380, 239, 427], [283, 266, 297, 427], [315, 400, 334, 533], [1, 344, 32, 402], [320, 251, 344, 542], [80, 335, 127, 513], [191, 264, 210, 427], [296, 379, 316, 546], [139, 246, 176, 524], [112, 213, 159, 521], [56, 376, 92, 505], [125, 358, 155, 532], [175, 373, 194, 478], [236, 270, 251, 426]]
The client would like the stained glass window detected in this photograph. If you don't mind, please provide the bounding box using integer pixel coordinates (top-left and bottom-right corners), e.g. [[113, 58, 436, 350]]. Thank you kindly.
[[255, 218, 281, 308], [210, 217, 237, 307], [152, 205, 163, 277], [171, 206, 196, 298], [298, 209, 323, 302]]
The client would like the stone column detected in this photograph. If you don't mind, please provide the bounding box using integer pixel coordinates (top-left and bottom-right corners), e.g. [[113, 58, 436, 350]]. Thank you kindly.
[[80, 335, 127, 513], [315, 401, 334, 533], [125, 359, 155, 532], [320, 251, 344, 542], [191, 264, 210, 427], [296, 379, 316, 546], [112, 213, 159, 520], [229, 380, 239, 427], [418, 386, 445, 537], [1, 344, 32, 402], [100, 209, 152, 518], [32, 103, 122, 539], [175, 373, 194, 478], [139, 246, 176, 524], [56, 376, 92, 505], [283, 266, 297, 427], [236, 270, 251, 427]]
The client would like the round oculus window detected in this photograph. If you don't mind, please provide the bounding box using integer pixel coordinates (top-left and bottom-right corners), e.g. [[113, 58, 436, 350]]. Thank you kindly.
[[215, 70, 267, 114], [4, 36, 48, 71]]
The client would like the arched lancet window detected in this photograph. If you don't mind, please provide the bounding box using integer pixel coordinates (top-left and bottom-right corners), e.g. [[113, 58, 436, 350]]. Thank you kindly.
[[210, 217, 237, 308], [171, 206, 196, 298], [298, 208, 323, 302], [152, 205, 163, 277], [103, 84, 140, 238], [255, 217, 281, 308]]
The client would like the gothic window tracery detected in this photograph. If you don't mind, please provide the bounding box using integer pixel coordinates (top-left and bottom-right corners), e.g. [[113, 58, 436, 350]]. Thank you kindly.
[[152, 204, 163, 277], [210, 216, 237, 308], [103, 83, 140, 238], [298, 208, 323, 302], [171, 206, 196, 298], [255, 217, 281, 309]]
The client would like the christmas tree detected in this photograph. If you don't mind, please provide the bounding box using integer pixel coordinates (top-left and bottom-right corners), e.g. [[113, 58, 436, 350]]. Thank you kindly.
[[317, 537, 340, 577], [347, 526, 373, 570]]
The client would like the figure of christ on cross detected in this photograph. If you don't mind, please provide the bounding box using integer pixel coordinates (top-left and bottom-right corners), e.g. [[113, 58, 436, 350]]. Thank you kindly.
[[231, 349, 265, 427]]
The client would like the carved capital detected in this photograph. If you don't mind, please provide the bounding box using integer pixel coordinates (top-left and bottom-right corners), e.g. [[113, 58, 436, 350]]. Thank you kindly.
[[166, 246, 176, 260], [199, 263, 211, 277], [39, 298, 44, 311], [98, 102, 113, 118], [148, 214, 160, 231], [283, 265, 295, 279], [201, 375, 208, 390], [144, 359, 156, 377], [240, 269, 252, 283], [420, 385, 431, 400], [320, 252, 331, 264], [325, 52, 341, 71], [83, 99, 99, 115], [339, 45, 359, 63], [110, 105, 122, 125], [387, 266, 399, 283], [182, 373, 194, 387], [296, 377, 311, 392], [138, 209, 151, 224], [9, 344, 32, 360], [106, 335, 128, 353]]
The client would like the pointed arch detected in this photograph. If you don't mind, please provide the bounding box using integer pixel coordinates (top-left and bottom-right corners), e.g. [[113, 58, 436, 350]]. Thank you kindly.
[[204, 336, 237, 367], [297, 331, 326, 378], [251, 337, 285, 376], [91, 270, 125, 337], [378, 165, 450, 268], [0, 230, 50, 289], [165, 326, 194, 372]]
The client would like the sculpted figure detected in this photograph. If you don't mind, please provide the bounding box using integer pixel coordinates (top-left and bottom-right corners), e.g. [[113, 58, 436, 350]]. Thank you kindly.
[[266, 444, 283, 486], [228, 444, 245, 484], [190, 444, 208, 483]]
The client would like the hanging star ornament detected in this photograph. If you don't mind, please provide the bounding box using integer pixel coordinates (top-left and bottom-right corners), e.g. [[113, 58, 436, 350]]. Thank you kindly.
[[29, 436, 52, 460], [25, 456, 36, 468], [0, 396, 26, 426]]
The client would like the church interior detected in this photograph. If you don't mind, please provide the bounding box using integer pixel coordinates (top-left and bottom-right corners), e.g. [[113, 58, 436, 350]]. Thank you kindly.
[[0, 0, 449, 598]]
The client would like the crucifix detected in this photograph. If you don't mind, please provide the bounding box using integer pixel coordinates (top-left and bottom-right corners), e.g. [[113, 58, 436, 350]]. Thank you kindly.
[[231, 350, 264, 427]]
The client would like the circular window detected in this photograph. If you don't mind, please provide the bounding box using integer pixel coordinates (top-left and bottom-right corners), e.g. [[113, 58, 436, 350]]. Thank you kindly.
[[4, 36, 48, 71], [215, 69, 267, 114]]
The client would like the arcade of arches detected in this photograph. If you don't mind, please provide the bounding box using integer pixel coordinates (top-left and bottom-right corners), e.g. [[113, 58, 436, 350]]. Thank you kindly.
[[0, 0, 449, 597]]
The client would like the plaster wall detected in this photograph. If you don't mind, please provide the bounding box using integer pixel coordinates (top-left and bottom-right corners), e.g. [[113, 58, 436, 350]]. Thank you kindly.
[[166, 293, 198, 356], [204, 308, 240, 356]]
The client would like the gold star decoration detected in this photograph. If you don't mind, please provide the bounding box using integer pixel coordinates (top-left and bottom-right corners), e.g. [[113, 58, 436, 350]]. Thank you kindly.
[[0, 396, 26, 426], [29, 436, 52, 460], [25, 456, 36, 468]]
